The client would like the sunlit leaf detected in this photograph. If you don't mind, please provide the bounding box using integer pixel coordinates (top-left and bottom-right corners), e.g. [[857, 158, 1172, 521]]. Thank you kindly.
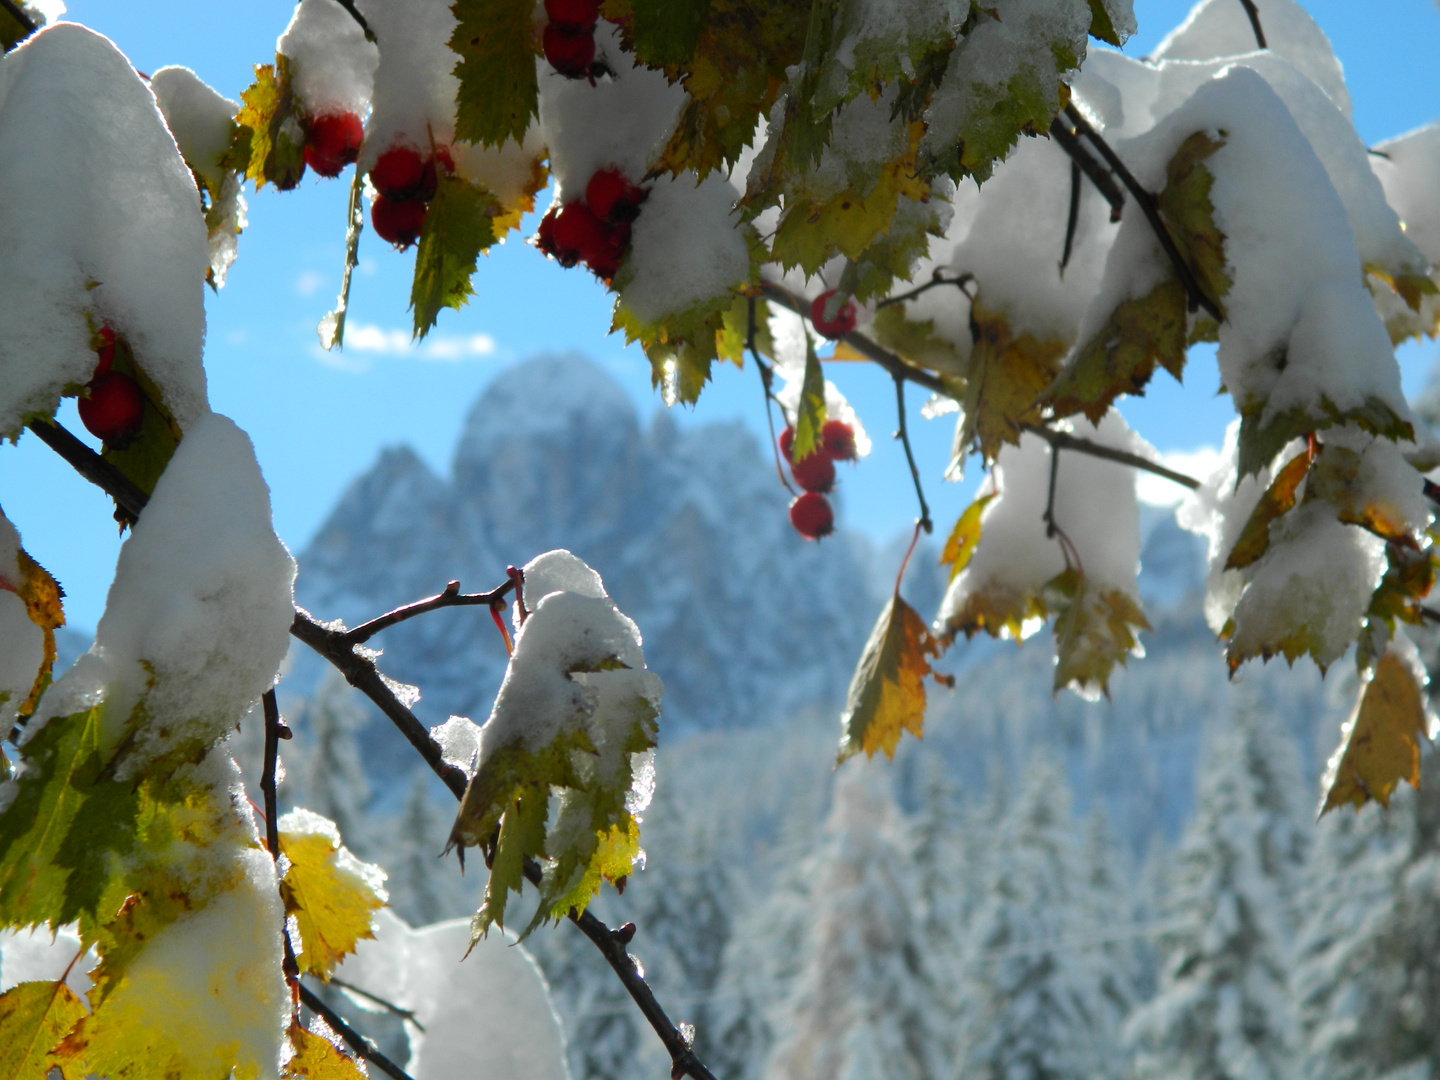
[[1321, 651, 1433, 813], [451, 0, 539, 147], [956, 300, 1065, 465], [1047, 568, 1149, 698], [1225, 447, 1311, 570], [0, 980, 88, 1080], [837, 594, 949, 764], [279, 814, 387, 981], [939, 493, 995, 583], [411, 175, 498, 339]]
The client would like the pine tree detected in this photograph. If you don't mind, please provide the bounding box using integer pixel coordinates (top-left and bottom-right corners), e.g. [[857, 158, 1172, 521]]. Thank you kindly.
[[1125, 712, 1305, 1080], [763, 762, 947, 1080], [1297, 749, 1440, 1080], [953, 756, 1126, 1080]]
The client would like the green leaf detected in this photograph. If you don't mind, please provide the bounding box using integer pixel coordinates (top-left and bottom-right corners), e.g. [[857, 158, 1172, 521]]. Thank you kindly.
[[837, 594, 949, 764], [451, 0, 539, 147], [96, 336, 182, 516], [792, 329, 827, 462], [0, 981, 89, 1080], [1047, 568, 1150, 698], [410, 175, 497, 339], [1237, 394, 1413, 481], [1225, 447, 1311, 571], [1157, 132, 1230, 318], [1086, 0, 1123, 46], [222, 58, 305, 191], [629, 0, 713, 66]]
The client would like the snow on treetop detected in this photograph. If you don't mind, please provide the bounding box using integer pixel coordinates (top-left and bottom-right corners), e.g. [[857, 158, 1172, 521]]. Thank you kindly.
[[1153, 0, 1352, 120], [0, 24, 209, 438], [278, 0, 377, 120], [39, 415, 296, 775]]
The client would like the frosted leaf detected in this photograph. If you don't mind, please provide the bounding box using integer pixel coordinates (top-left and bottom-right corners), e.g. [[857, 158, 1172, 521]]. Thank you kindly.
[[1372, 123, 1440, 264], [149, 66, 238, 193], [0, 593, 42, 726], [0, 24, 209, 438], [279, 0, 378, 118]]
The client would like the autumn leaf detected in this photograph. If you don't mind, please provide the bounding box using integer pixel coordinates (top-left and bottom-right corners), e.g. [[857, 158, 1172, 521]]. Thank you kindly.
[[837, 594, 949, 764], [451, 0, 539, 147], [791, 329, 827, 463], [1236, 393, 1413, 482], [1357, 542, 1439, 672], [284, 1022, 368, 1080], [278, 812, 387, 981], [1157, 132, 1230, 318], [223, 58, 305, 191], [939, 493, 995, 583], [0, 980, 88, 1080], [957, 300, 1066, 466], [1225, 447, 1311, 570], [1321, 650, 1434, 813], [410, 175, 498, 339], [867, 305, 968, 377], [1046, 568, 1150, 698], [1305, 444, 1416, 543], [2, 544, 65, 716]]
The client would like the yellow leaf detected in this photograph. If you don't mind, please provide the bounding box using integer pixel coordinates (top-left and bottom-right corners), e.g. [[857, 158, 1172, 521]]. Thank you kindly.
[[939, 493, 995, 583], [279, 816, 387, 981], [1322, 651, 1433, 813], [2, 542, 66, 716], [791, 329, 827, 462], [868, 305, 968, 377], [838, 594, 949, 763], [284, 1022, 367, 1080], [960, 300, 1065, 464], [1225, 447, 1312, 570], [940, 580, 1049, 644], [1156, 131, 1231, 317], [0, 980, 88, 1080], [223, 58, 305, 191], [1047, 569, 1150, 698], [1305, 444, 1415, 543], [1359, 543, 1439, 673]]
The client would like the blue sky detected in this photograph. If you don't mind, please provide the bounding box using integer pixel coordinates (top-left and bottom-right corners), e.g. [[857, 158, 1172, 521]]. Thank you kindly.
[[2, 0, 1438, 630]]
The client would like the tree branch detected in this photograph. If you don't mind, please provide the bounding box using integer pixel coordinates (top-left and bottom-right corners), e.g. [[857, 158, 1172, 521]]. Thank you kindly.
[[25, 419, 149, 522], [326, 978, 425, 1030], [1021, 423, 1201, 489], [0, 0, 37, 36], [341, 579, 515, 646], [299, 984, 417, 1080], [1237, 0, 1267, 48], [875, 270, 975, 310], [758, 281, 948, 397], [1048, 116, 1125, 222], [326, 0, 377, 43], [1063, 103, 1226, 324], [892, 377, 932, 533]]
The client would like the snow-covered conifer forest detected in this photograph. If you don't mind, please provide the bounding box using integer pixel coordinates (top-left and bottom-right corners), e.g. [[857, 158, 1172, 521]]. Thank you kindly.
[[2, 1, 1440, 1079]]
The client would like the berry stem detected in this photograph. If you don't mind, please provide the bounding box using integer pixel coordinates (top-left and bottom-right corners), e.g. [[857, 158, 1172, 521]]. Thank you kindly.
[[748, 296, 798, 497], [892, 374, 932, 536]]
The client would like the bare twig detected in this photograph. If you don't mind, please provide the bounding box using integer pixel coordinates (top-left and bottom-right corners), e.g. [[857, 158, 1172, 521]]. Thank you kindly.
[[341, 579, 514, 645], [299, 984, 417, 1080], [1061, 158, 1083, 272], [326, 0, 377, 43], [893, 377, 932, 533], [327, 978, 425, 1030], [875, 270, 975, 310], [1048, 117, 1125, 222], [1063, 103, 1226, 324], [1237, 0, 1267, 48], [759, 281, 948, 397], [747, 295, 799, 495], [0, 0, 37, 36], [260, 690, 286, 862], [25, 419, 149, 522], [1021, 423, 1201, 490], [1423, 478, 1440, 508]]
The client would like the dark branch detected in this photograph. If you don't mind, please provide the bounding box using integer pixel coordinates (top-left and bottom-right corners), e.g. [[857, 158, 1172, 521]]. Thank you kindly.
[[326, 0, 377, 43], [1063, 103, 1226, 324], [0, 0, 37, 36], [892, 377, 932, 533], [875, 270, 975, 310], [1048, 117, 1125, 222], [341, 579, 514, 646], [748, 295, 799, 495], [260, 690, 287, 862], [1237, 0, 1267, 48], [1021, 423, 1201, 489], [1061, 158, 1082, 272], [1423, 478, 1440, 509], [25, 419, 149, 522], [299, 984, 416, 1080], [327, 978, 425, 1030], [759, 281, 948, 397]]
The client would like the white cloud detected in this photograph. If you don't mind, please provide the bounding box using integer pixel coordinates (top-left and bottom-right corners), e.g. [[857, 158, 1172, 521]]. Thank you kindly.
[[295, 270, 326, 297], [314, 323, 499, 370], [1137, 446, 1222, 507]]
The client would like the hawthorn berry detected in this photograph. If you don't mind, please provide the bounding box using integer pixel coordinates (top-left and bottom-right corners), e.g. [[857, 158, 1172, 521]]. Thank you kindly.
[[586, 219, 630, 278], [545, 0, 599, 31], [371, 145, 428, 201], [536, 207, 564, 261], [789, 492, 834, 540], [821, 419, 857, 461], [586, 168, 646, 223], [551, 201, 609, 267], [790, 450, 836, 494], [371, 194, 427, 249], [778, 425, 796, 462], [78, 371, 145, 444], [544, 24, 596, 78], [304, 112, 364, 177], [809, 289, 857, 339], [94, 324, 116, 375]]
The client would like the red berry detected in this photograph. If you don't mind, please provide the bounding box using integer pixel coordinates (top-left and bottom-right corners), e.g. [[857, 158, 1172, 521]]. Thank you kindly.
[[536, 207, 563, 260], [551, 201, 609, 266], [305, 112, 364, 177], [544, 24, 596, 78], [78, 371, 145, 444], [586, 168, 646, 223], [789, 492, 834, 540], [545, 0, 599, 31], [371, 145, 427, 201], [371, 194, 427, 249], [778, 425, 796, 462], [821, 419, 857, 461], [94, 324, 116, 375], [586, 219, 631, 278], [790, 450, 836, 493], [809, 289, 857, 339]]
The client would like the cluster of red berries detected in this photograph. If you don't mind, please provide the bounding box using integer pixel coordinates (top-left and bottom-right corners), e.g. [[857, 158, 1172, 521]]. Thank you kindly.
[[543, 0, 603, 78], [536, 168, 646, 279], [369, 143, 455, 249], [303, 111, 365, 179], [781, 419, 858, 540], [809, 288, 858, 339], [78, 326, 145, 446]]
